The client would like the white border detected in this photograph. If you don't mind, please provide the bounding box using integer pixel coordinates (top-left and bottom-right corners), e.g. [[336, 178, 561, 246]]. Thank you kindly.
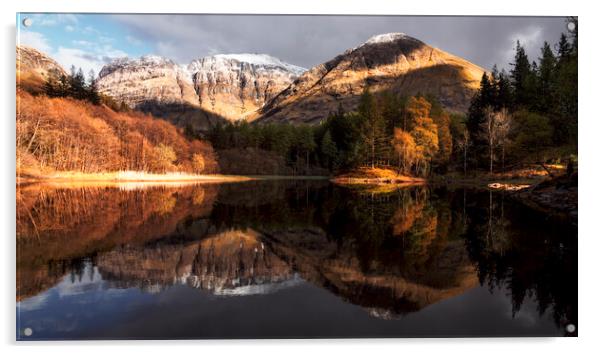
[[2, 0, 599, 353]]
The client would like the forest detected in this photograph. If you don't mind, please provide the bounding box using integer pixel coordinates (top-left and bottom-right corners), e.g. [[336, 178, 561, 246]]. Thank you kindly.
[[206, 22, 577, 178]]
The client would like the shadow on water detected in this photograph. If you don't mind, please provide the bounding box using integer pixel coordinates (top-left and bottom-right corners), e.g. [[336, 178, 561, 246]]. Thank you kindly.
[[16, 180, 577, 339]]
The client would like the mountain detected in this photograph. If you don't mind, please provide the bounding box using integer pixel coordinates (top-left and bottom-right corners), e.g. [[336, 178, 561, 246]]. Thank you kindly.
[[256, 33, 486, 124], [97, 55, 199, 109], [95, 53, 306, 128], [16, 45, 66, 94], [189, 54, 305, 122], [95, 55, 207, 129]]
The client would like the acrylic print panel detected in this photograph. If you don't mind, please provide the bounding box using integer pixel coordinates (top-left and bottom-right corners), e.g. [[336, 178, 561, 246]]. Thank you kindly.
[[16, 13, 577, 340]]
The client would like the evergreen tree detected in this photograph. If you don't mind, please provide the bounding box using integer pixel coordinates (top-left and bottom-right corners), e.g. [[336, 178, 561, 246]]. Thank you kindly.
[[479, 72, 496, 106], [556, 33, 572, 62], [86, 69, 100, 104], [510, 41, 535, 108], [495, 69, 513, 110], [536, 42, 557, 112], [320, 129, 338, 170], [358, 89, 387, 168], [68, 66, 87, 100]]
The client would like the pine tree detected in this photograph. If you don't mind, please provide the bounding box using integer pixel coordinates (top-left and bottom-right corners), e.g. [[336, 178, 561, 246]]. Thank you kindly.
[[556, 33, 571, 62], [358, 89, 387, 168], [320, 130, 338, 170], [510, 41, 535, 108], [68, 66, 87, 100], [536, 42, 557, 112], [43, 69, 60, 97], [86, 69, 100, 104], [495, 69, 513, 110]]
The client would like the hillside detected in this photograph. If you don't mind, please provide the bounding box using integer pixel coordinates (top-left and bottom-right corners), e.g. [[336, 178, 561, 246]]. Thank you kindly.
[[16, 90, 218, 178], [16, 46, 66, 94], [256, 33, 485, 124]]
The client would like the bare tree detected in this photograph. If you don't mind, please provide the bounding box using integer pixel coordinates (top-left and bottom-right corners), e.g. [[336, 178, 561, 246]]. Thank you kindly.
[[495, 108, 513, 172], [480, 107, 512, 174], [456, 128, 471, 177], [481, 107, 497, 174]]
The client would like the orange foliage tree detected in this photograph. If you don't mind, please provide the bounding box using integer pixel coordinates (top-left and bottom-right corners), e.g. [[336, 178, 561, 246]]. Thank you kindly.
[[16, 90, 218, 176]]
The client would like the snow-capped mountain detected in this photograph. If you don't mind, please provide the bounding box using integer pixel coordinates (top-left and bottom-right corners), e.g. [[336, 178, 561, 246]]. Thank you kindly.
[[256, 32, 486, 124], [95, 53, 306, 126], [96, 55, 199, 112], [188, 53, 306, 122]]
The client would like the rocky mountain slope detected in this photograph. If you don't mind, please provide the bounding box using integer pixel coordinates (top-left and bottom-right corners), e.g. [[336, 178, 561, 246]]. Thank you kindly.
[[189, 54, 305, 121], [95, 55, 206, 129], [97, 55, 199, 110], [16, 45, 66, 93], [95, 53, 305, 128], [256, 33, 486, 124]]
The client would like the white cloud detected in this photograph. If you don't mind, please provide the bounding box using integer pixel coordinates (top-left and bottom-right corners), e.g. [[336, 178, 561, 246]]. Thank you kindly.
[[72, 40, 93, 47], [18, 25, 126, 79], [53, 45, 128, 77], [126, 35, 143, 46], [65, 25, 75, 32], [53, 47, 100, 75], [18, 30, 52, 53], [30, 14, 78, 27]]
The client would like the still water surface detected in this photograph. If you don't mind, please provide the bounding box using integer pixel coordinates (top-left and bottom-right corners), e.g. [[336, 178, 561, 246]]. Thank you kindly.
[[16, 180, 577, 339]]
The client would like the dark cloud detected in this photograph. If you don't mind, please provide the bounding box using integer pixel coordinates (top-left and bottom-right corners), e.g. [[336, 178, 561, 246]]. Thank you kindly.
[[112, 15, 569, 71]]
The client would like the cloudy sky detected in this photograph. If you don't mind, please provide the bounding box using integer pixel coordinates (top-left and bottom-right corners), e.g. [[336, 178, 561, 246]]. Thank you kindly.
[[17, 13, 569, 76]]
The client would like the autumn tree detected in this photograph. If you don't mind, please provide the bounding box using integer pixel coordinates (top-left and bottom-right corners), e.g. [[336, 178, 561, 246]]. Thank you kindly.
[[392, 128, 416, 175], [407, 97, 439, 176], [150, 143, 177, 172], [191, 153, 205, 174]]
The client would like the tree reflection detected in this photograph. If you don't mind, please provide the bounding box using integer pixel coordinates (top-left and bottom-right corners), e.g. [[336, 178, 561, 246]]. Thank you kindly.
[[16, 181, 576, 333], [460, 189, 577, 335]]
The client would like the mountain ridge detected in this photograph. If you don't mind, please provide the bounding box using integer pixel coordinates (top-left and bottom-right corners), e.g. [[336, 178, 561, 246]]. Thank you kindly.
[[18, 31, 487, 128], [255, 32, 486, 124]]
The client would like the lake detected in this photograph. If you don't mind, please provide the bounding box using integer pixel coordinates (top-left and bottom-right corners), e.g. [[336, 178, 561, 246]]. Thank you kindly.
[[16, 179, 577, 339]]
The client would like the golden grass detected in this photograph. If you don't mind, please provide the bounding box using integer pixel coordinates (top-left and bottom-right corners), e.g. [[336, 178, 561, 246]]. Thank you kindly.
[[18, 170, 253, 184], [332, 167, 426, 186]]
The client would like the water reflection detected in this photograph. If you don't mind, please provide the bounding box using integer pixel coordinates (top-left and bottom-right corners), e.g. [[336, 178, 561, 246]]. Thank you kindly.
[[16, 180, 577, 338]]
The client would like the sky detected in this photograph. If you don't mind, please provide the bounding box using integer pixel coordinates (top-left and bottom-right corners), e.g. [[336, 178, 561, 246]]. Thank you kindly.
[[17, 13, 570, 77]]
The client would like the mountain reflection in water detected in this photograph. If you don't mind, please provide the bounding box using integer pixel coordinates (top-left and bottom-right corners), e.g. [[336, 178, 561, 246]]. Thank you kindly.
[[16, 180, 577, 339]]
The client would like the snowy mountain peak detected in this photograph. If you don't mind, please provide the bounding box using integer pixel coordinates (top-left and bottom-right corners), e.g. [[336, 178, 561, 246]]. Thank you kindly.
[[364, 32, 409, 45], [188, 53, 306, 76], [99, 55, 177, 78]]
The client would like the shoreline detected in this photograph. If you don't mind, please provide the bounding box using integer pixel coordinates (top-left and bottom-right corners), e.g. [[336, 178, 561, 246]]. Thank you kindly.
[[16, 171, 331, 186]]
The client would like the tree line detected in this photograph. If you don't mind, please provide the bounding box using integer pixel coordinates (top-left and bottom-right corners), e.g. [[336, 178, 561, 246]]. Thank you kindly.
[[43, 66, 131, 112], [208, 91, 454, 176], [465, 18, 577, 173]]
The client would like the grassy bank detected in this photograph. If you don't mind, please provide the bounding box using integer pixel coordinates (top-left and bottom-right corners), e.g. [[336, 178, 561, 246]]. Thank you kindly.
[[17, 170, 254, 184], [331, 167, 426, 186]]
